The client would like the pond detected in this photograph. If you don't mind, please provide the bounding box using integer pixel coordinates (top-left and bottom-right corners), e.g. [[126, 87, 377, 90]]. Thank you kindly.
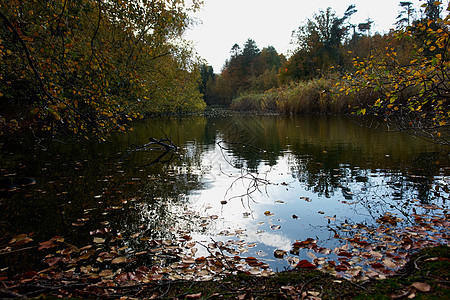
[[1, 112, 449, 281]]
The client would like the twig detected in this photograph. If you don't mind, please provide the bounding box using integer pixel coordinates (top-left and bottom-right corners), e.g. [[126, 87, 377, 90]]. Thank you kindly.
[[299, 276, 319, 296], [210, 238, 234, 271], [0, 288, 26, 299], [0, 245, 39, 256], [120, 137, 178, 162], [195, 241, 235, 273]]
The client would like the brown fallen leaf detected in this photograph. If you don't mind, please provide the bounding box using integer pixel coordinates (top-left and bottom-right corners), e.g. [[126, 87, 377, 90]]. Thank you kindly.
[[274, 250, 287, 258], [185, 293, 202, 299], [281, 286, 296, 295], [111, 256, 126, 264], [382, 258, 397, 269], [150, 274, 163, 280], [99, 270, 114, 277], [411, 282, 431, 292], [300, 196, 312, 202], [45, 256, 62, 267], [270, 225, 281, 230], [296, 260, 316, 269], [93, 237, 105, 244], [38, 240, 55, 250]]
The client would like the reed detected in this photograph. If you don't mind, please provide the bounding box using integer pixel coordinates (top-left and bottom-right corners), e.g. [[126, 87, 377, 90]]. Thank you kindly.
[[231, 77, 378, 114]]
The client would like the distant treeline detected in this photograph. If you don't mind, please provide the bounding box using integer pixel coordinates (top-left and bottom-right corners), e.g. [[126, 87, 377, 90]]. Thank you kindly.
[[201, 2, 447, 111]]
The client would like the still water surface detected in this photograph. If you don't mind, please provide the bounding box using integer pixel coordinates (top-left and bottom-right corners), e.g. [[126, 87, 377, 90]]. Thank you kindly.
[[1, 113, 448, 272]]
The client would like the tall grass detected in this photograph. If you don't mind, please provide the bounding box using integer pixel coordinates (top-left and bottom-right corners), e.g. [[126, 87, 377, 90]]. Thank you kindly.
[[231, 77, 378, 114]]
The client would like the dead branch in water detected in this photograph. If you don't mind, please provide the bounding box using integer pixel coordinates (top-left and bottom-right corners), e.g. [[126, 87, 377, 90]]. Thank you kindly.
[[120, 133, 178, 163]]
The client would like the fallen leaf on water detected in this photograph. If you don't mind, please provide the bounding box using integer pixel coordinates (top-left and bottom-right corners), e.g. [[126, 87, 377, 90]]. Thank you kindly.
[[150, 274, 163, 280], [111, 256, 126, 264], [195, 256, 207, 263], [300, 196, 312, 202], [382, 258, 397, 269], [182, 257, 195, 265], [270, 225, 281, 230], [9, 234, 31, 244], [38, 240, 55, 250], [264, 211, 274, 216], [71, 222, 84, 227], [45, 256, 62, 267], [318, 211, 325, 214], [99, 270, 114, 277], [93, 237, 105, 244], [411, 282, 431, 292], [274, 250, 287, 258], [338, 251, 352, 258], [370, 262, 385, 269], [115, 272, 130, 282]]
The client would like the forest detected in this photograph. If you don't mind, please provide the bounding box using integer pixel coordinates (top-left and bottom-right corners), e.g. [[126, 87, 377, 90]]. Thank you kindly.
[[201, 1, 449, 145]]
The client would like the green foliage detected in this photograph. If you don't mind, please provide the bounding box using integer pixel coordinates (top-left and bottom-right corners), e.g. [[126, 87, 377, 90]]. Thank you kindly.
[[338, 2, 449, 144], [279, 6, 356, 83], [0, 0, 205, 140], [199, 64, 215, 105], [208, 39, 284, 106]]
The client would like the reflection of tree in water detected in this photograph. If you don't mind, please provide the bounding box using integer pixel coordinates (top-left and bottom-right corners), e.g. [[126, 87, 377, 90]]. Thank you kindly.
[[213, 115, 448, 222], [288, 153, 449, 222], [108, 146, 209, 249]]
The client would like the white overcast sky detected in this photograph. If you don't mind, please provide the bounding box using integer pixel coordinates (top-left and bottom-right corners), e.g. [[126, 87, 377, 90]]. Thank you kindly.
[[184, 0, 434, 72]]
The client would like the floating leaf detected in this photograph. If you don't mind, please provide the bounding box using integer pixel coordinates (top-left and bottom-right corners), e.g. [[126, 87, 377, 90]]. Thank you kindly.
[[45, 256, 62, 267], [300, 196, 312, 202], [112, 256, 126, 264], [38, 240, 54, 250], [274, 250, 287, 258], [93, 237, 105, 244], [382, 258, 397, 269], [270, 225, 281, 230], [72, 222, 84, 227], [150, 274, 163, 280], [338, 251, 352, 258], [99, 270, 114, 277]]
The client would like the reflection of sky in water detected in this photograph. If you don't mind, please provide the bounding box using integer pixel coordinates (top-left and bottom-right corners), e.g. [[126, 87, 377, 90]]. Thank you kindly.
[[159, 138, 449, 270]]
